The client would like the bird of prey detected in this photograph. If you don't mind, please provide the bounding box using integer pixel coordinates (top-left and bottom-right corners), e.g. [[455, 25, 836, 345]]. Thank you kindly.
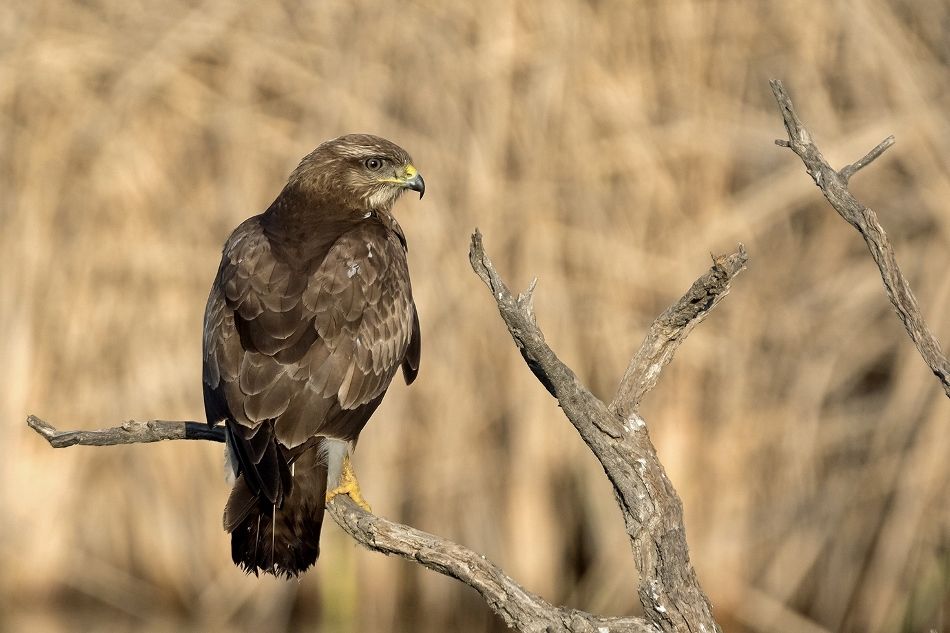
[[202, 134, 423, 577]]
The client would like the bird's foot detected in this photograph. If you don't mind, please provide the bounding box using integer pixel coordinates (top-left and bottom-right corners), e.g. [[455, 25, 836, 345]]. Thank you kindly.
[[325, 454, 372, 512]]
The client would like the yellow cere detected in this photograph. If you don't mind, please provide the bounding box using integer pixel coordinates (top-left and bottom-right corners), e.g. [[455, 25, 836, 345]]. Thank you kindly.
[[378, 164, 418, 185]]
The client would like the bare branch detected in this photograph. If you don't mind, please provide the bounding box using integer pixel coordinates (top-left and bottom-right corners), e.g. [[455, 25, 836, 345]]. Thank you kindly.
[[26, 415, 653, 633], [327, 497, 655, 633], [770, 79, 950, 399], [609, 246, 748, 419], [839, 135, 895, 184], [469, 230, 621, 437], [27, 414, 225, 447], [470, 230, 721, 633]]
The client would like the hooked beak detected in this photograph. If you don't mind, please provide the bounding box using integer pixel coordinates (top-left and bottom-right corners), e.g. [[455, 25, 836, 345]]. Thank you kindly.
[[403, 165, 425, 199]]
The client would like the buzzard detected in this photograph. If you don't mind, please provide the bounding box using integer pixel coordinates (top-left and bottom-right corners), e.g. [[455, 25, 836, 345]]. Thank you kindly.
[[202, 134, 423, 577]]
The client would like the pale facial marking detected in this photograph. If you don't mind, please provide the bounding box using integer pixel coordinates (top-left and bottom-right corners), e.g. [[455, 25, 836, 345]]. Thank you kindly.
[[365, 185, 403, 210]]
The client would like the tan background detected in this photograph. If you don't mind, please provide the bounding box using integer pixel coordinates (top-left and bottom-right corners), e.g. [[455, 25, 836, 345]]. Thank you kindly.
[[2, 1, 948, 632]]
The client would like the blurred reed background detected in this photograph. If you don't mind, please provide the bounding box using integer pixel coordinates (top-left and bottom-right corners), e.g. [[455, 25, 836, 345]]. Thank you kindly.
[[1, 0, 948, 631]]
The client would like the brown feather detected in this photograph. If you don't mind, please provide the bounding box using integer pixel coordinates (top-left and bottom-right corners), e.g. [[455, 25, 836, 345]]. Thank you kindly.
[[402, 305, 421, 384], [227, 439, 327, 577], [239, 355, 283, 396], [243, 372, 294, 422]]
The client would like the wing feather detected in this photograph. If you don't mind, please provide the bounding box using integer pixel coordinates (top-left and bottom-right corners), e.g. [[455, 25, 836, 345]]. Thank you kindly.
[[239, 354, 282, 395], [402, 305, 421, 384], [203, 216, 420, 501]]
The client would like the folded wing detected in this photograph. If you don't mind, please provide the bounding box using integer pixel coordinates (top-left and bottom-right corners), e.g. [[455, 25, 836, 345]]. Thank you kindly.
[[202, 217, 418, 508]]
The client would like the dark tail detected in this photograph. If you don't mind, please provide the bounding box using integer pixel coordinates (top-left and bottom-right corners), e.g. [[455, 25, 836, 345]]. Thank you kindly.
[[224, 441, 328, 578]]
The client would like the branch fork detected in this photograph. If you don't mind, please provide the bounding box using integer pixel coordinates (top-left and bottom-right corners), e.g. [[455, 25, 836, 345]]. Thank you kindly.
[[770, 79, 950, 398]]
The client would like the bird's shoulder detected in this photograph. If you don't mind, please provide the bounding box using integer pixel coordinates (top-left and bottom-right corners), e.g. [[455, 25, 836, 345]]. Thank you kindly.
[[206, 212, 411, 359], [221, 210, 407, 279]]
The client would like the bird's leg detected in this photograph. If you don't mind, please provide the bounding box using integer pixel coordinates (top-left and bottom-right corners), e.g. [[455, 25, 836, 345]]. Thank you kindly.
[[325, 454, 372, 512]]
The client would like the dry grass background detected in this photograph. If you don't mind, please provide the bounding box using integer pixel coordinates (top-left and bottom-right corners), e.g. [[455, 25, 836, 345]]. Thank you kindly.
[[1, 0, 948, 631]]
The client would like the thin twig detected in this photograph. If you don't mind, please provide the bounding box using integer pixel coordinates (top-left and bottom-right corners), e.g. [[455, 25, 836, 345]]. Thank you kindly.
[[770, 79, 950, 399], [470, 230, 721, 633], [839, 135, 895, 184], [27, 414, 225, 447], [609, 246, 748, 419]]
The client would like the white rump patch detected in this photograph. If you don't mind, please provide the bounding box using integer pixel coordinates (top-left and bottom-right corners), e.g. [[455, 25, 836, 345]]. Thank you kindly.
[[347, 261, 360, 278]]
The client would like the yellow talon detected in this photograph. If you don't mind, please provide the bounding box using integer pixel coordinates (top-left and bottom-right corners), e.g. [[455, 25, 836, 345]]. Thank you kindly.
[[325, 454, 372, 512]]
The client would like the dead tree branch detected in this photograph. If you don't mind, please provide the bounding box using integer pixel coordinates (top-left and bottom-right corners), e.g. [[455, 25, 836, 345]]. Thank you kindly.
[[609, 246, 748, 419], [28, 230, 746, 632], [327, 497, 654, 633], [770, 79, 950, 399], [26, 412, 652, 633], [471, 230, 743, 633], [27, 414, 225, 447]]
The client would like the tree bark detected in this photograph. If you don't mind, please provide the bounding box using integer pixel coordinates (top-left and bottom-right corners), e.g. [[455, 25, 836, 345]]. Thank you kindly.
[[770, 79, 950, 399]]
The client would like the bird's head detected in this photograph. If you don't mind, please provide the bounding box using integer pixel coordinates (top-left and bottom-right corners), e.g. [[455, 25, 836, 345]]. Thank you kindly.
[[288, 134, 425, 213]]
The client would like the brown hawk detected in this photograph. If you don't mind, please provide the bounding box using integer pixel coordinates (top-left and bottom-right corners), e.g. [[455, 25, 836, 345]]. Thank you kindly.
[[202, 134, 423, 577]]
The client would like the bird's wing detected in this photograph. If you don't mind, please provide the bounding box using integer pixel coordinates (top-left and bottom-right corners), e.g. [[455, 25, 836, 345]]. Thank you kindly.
[[274, 226, 416, 447], [202, 217, 417, 501], [401, 304, 421, 385]]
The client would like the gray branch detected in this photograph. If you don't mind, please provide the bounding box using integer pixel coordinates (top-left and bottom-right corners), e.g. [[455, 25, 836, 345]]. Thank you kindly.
[[609, 247, 748, 419], [27, 414, 226, 446], [327, 496, 655, 633], [770, 79, 950, 399], [470, 230, 728, 633], [26, 413, 652, 633]]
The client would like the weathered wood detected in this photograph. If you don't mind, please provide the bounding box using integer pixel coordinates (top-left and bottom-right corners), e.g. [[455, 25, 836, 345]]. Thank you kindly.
[[27, 414, 225, 447], [770, 79, 950, 399], [609, 247, 748, 419], [471, 231, 727, 633]]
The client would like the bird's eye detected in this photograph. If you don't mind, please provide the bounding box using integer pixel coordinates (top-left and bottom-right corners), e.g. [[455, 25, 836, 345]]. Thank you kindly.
[[364, 157, 383, 171]]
